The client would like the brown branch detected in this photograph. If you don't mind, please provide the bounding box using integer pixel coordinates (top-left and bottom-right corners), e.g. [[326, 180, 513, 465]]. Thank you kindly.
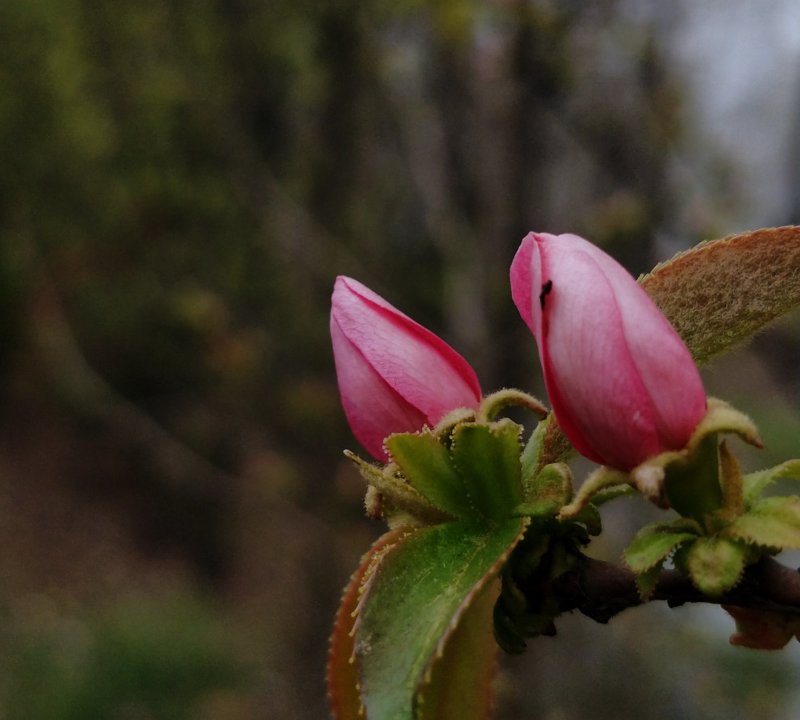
[[554, 555, 800, 624]]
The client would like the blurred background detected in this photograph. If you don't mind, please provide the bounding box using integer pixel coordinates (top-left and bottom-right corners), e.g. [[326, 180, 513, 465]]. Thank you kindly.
[[1, 0, 800, 718]]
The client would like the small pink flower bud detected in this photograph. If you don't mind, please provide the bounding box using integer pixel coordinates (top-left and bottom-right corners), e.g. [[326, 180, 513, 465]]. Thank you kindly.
[[331, 276, 482, 460], [510, 232, 706, 471]]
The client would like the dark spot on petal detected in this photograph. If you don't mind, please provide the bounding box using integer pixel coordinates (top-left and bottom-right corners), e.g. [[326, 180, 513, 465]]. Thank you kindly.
[[539, 280, 553, 309]]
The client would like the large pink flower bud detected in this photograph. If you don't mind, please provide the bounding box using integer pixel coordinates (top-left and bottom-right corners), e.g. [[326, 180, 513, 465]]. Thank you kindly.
[[331, 276, 482, 460], [510, 232, 706, 471]]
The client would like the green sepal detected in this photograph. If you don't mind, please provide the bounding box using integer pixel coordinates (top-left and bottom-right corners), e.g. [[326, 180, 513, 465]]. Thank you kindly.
[[449, 420, 524, 521], [624, 519, 702, 575], [385, 432, 474, 521], [631, 398, 761, 519], [743, 459, 800, 507], [346, 451, 447, 527], [559, 466, 629, 519], [591, 485, 637, 506], [686, 536, 749, 596], [354, 518, 527, 720], [723, 496, 800, 551], [657, 433, 721, 519], [477, 389, 548, 423], [520, 415, 550, 491]]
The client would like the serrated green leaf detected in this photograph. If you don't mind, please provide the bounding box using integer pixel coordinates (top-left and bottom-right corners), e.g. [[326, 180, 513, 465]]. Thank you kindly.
[[328, 530, 407, 720], [686, 536, 747, 596], [416, 578, 499, 720], [724, 496, 800, 550], [624, 521, 700, 574], [640, 226, 800, 364], [355, 518, 527, 720], [743, 460, 800, 507], [450, 421, 523, 520], [386, 432, 475, 521]]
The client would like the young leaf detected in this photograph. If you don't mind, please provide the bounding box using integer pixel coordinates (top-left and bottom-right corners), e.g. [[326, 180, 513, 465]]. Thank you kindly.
[[386, 432, 475, 521], [743, 459, 800, 507], [624, 520, 701, 574], [724, 496, 800, 550], [686, 536, 748, 596], [450, 421, 524, 520], [640, 226, 800, 364], [515, 462, 573, 518], [355, 518, 527, 720], [328, 530, 409, 720]]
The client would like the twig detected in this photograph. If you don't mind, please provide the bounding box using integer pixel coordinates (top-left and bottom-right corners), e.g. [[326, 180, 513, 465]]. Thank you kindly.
[[554, 555, 800, 624]]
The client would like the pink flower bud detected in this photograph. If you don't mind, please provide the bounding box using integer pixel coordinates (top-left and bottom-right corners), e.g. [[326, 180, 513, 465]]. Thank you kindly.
[[331, 276, 482, 460], [510, 232, 706, 471]]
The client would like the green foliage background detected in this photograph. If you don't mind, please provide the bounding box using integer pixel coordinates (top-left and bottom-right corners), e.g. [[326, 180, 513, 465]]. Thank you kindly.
[[0, 1, 797, 717]]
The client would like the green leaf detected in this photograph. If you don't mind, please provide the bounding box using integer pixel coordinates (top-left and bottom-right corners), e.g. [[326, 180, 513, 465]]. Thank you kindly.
[[450, 420, 523, 520], [416, 578, 499, 720], [724, 496, 800, 550], [355, 518, 527, 720], [686, 536, 748, 596], [328, 530, 407, 720], [640, 226, 800, 364], [386, 432, 474, 521], [743, 459, 800, 507], [624, 520, 701, 574]]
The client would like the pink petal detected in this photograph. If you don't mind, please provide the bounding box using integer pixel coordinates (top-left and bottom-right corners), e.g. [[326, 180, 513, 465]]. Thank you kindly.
[[333, 277, 481, 423], [330, 315, 427, 460]]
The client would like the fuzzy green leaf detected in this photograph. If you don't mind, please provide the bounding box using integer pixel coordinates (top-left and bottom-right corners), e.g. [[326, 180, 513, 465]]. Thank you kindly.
[[328, 530, 408, 720], [416, 578, 499, 720], [743, 460, 800, 507], [450, 420, 523, 520], [724, 496, 800, 550], [386, 432, 475, 521], [640, 226, 800, 364], [516, 462, 573, 518], [355, 519, 526, 720], [686, 536, 748, 596], [624, 520, 700, 574]]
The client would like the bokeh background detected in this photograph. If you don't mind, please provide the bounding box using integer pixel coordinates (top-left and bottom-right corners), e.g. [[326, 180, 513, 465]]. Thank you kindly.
[[1, 0, 800, 718]]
